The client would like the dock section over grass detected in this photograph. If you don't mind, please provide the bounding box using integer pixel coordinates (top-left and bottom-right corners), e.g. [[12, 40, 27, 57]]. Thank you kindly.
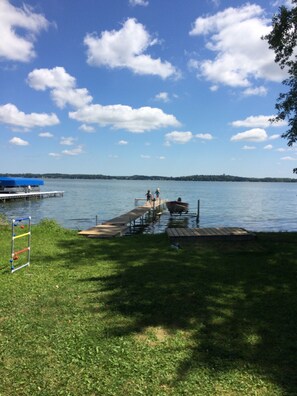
[[167, 227, 255, 242]]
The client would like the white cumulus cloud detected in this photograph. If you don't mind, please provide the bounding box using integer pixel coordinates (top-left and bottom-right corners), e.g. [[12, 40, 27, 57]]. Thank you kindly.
[[79, 124, 95, 133], [28, 67, 180, 133], [195, 133, 213, 140], [84, 18, 179, 79], [62, 145, 83, 156], [27, 66, 75, 90], [243, 86, 268, 96], [39, 131, 53, 138], [69, 104, 180, 133], [281, 156, 297, 161], [129, 0, 149, 6], [273, 1, 294, 8], [231, 128, 268, 142], [189, 4, 286, 90], [155, 92, 169, 102], [0, 0, 49, 62], [9, 136, 29, 146], [27, 67, 93, 108], [231, 115, 287, 128], [0, 103, 59, 129], [269, 134, 280, 140], [276, 148, 286, 152], [165, 131, 193, 145], [60, 136, 76, 146]]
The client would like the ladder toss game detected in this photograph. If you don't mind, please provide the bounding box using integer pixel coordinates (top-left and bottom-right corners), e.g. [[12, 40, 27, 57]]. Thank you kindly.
[[10, 217, 31, 273]]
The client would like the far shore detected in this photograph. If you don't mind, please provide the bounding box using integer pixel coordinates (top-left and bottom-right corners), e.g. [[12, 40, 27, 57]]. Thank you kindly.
[[1, 172, 297, 183]]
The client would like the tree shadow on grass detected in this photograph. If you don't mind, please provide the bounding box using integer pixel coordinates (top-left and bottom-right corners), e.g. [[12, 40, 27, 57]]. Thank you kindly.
[[57, 233, 297, 395]]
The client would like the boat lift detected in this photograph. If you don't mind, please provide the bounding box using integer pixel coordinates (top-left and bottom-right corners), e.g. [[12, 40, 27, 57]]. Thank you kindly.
[[166, 199, 200, 224]]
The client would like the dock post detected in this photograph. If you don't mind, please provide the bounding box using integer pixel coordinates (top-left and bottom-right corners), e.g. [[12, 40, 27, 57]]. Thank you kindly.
[[152, 198, 156, 220], [196, 199, 200, 224]]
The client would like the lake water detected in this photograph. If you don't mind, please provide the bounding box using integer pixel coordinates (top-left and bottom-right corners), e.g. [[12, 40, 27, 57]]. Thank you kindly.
[[1, 178, 297, 232]]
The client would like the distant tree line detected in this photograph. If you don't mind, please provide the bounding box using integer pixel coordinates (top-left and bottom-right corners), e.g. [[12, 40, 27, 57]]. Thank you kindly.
[[1, 173, 297, 182]]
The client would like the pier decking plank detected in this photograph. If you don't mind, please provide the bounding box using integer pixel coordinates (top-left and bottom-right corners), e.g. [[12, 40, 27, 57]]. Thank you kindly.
[[0, 191, 64, 201], [79, 200, 166, 238], [78, 224, 128, 238], [104, 206, 151, 225], [167, 227, 254, 241]]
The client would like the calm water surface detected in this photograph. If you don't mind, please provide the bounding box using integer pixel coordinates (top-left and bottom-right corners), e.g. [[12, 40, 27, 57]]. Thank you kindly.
[[1, 179, 297, 232]]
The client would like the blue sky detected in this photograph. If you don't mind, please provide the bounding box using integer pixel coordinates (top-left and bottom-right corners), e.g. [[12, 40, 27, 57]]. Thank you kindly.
[[0, 0, 295, 177]]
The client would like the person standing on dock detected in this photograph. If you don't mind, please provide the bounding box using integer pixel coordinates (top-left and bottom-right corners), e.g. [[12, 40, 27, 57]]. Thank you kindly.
[[155, 188, 160, 200], [146, 190, 152, 202]]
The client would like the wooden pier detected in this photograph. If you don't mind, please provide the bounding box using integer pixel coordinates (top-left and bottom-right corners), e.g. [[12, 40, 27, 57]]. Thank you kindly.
[[79, 200, 166, 238], [167, 227, 255, 242], [0, 191, 64, 202]]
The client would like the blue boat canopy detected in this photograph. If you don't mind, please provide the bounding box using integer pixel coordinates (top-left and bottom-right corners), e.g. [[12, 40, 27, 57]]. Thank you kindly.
[[0, 177, 44, 187]]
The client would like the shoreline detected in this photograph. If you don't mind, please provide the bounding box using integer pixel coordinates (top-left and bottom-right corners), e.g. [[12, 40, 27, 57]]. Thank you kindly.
[[1, 173, 297, 183]]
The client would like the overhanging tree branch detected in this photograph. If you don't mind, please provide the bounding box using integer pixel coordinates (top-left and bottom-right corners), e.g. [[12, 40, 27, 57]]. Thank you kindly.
[[263, 1, 297, 172]]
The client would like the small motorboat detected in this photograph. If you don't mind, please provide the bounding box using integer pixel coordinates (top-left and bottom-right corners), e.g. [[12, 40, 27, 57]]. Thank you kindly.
[[166, 199, 189, 215]]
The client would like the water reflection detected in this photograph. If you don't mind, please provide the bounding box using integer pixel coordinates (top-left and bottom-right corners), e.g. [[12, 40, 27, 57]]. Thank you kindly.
[[167, 215, 190, 229]]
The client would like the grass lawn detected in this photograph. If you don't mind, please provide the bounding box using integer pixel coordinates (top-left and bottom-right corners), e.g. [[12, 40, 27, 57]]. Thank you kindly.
[[0, 219, 297, 395]]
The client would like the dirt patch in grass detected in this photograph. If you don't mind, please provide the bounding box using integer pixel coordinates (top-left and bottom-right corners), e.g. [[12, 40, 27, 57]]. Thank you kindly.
[[135, 326, 171, 345]]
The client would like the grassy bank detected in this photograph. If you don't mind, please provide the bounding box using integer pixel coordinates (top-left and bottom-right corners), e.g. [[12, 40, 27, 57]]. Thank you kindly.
[[0, 220, 297, 395]]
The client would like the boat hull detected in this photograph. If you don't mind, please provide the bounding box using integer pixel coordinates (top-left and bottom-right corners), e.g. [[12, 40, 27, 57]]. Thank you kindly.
[[166, 201, 189, 214]]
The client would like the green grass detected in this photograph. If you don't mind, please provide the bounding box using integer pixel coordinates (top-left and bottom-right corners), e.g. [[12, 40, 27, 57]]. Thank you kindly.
[[0, 219, 297, 395]]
